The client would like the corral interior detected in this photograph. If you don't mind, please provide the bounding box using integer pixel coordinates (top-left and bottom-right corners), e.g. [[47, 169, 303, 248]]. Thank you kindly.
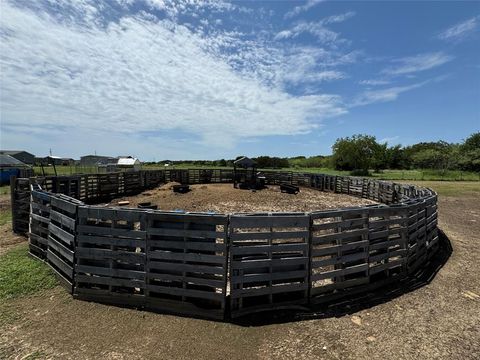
[[105, 183, 378, 213]]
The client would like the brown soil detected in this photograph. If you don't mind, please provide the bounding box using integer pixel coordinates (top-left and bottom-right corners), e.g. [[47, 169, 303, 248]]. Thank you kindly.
[[1, 183, 479, 359], [104, 183, 377, 213]]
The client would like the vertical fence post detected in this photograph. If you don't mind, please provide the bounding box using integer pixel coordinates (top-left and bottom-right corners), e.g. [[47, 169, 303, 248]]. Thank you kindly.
[[10, 175, 17, 233], [307, 212, 313, 304]]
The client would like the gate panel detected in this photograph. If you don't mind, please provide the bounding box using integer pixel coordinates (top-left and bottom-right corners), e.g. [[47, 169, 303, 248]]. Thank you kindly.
[[29, 190, 51, 259], [229, 213, 309, 317], [145, 212, 228, 320], [74, 207, 147, 307], [47, 195, 81, 291], [310, 208, 369, 304]]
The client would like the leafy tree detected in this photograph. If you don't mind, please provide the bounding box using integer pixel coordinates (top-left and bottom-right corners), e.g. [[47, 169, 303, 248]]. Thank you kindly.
[[462, 132, 480, 151], [332, 134, 382, 173], [254, 156, 289, 168], [372, 142, 388, 172], [385, 144, 408, 169], [458, 132, 480, 172]]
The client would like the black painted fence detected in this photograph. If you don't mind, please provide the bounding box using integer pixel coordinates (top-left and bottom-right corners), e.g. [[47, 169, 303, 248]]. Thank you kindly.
[[14, 169, 439, 320]]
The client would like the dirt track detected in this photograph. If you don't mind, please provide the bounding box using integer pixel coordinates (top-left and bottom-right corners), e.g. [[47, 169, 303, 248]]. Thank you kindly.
[[105, 183, 377, 213], [1, 182, 479, 359]]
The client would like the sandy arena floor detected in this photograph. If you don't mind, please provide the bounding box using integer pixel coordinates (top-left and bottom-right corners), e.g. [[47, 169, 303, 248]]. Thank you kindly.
[[104, 183, 377, 213]]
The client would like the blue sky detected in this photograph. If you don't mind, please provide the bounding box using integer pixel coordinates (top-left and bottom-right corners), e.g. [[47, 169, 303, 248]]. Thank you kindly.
[[0, 0, 479, 161]]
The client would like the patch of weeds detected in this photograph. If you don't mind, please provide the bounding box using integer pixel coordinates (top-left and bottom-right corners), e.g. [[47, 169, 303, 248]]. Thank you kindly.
[[0, 244, 57, 300]]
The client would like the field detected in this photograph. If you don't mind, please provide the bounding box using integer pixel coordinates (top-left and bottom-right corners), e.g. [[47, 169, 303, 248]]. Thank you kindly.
[[32, 165, 480, 181], [0, 181, 479, 359]]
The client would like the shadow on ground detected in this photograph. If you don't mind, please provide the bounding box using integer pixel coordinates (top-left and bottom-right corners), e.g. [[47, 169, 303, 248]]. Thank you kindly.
[[233, 229, 452, 326]]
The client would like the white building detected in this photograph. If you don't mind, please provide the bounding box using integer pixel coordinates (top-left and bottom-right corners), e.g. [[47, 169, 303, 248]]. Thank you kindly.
[[117, 156, 141, 171]]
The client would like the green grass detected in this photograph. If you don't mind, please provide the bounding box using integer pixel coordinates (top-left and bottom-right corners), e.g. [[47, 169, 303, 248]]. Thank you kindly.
[[286, 168, 480, 181], [370, 169, 480, 181], [0, 303, 19, 327], [0, 244, 57, 300], [32, 165, 97, 176], [0, 185, 11, 195], [0, 209, 12, 227], [405, 181, 480, 197]]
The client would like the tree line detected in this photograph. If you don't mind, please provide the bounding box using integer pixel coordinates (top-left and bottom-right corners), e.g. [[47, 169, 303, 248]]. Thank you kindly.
[[330, 132, 479, 175], [147, 132, 479, 174]]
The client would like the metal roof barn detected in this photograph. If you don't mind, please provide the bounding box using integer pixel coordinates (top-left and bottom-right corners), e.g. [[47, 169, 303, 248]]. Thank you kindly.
[[0, 154, 32, 184]]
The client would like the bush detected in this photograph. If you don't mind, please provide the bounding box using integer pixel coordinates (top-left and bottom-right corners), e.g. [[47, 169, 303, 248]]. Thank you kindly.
[[350, 169, 371, 176]]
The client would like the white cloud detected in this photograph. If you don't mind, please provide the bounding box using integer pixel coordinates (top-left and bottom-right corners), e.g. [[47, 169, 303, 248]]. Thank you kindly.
[[274, 22, 340, 43], [276, 12, 355, 44], [351, 81, 428, 107], [382, 52, 453, 76], [284, 0, 325, 19], [283, 70, 346, 86], [143, 0, 239, 17], [438, 16, 478, 41], [359, 79, 391, 86], [322, 11, 356, 25], [0, 1, 346, 154]]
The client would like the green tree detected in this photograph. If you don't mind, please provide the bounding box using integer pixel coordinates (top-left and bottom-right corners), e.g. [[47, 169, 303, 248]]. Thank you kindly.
[[372, 142, 388, 172], [385, 144, 408, 169], [462, 132, 480, 151], [458, 132, 480, 172], [332, 134, 382, 174]]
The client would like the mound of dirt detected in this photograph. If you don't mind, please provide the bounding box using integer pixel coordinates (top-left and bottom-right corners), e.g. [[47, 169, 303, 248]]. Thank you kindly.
[[158, 182, 182, 190], [106, 183, 377, 213]]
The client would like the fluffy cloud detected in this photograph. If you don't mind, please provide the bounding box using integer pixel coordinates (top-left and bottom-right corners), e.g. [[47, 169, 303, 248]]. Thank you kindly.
[[0, 1, 346, 153]]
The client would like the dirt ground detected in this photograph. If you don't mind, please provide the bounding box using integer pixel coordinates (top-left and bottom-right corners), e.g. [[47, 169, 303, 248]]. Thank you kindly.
[[1, 182, 479, 360], [105, 183, 377, 213]]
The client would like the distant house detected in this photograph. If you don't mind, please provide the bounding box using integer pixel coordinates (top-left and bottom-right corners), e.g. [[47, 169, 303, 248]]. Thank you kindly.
[[43, 156, 63, 165], [0, 150, 35, 165], [117, 156, 141, 171], [80, 155, 116, 166], [60, 158, 75, 166], [97, 156, 142, 173], [0, 154, 33, 184]]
